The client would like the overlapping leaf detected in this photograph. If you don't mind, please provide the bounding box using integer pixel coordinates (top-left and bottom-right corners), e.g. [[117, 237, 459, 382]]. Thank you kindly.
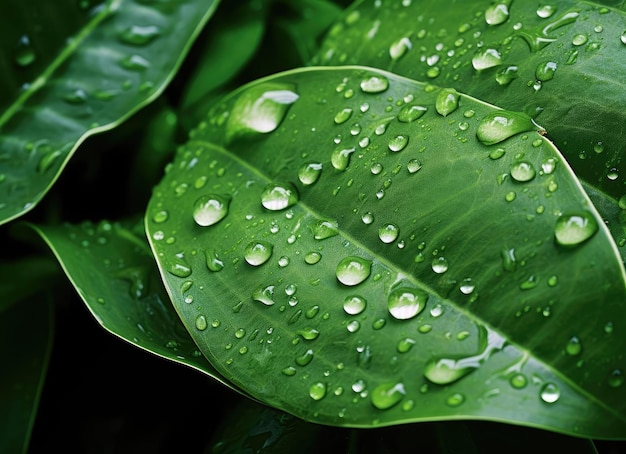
[[314, 0, 626, 199], [146, 66, 626, 437], [0, 0, 219, 226]]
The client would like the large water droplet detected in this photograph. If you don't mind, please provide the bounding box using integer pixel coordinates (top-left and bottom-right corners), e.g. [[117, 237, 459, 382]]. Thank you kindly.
[[535, 61, 557, 81], [371, 382, 406, 410], [554, 212, 598, 247], [252, 284, 275, 305], [309, 382, 327, 400], [485, 0, 511, 25], [398, 105, 427, 122], [298, 162, 323, 185], [244, 241, 273, 266], [424, 327, 506, 385], [312, 219, 339, 240], [510, 161, 536, 182], [435, 88, 459, 117], [360, 75, 389, 93], [261, 182, 299, 211], [388, 135, 409, 152], [476, 111, 536, 145], [226, 83, 299, 141], [343, 295, 367, 315], [331, 147, 355, 170], [296, 348, 314, 366], [334, 107, 353, 124], [536, 5, 557, 18], [431, 257, 449, 274], [387, 287, 428, 320], [336, 256, 372, 286], [205, 250, 224, 272], [540, 382, 560, 403], [472, 48, 503, 70], [495, 65, 519, 85], [378, 223, 400, 243], [390, 37, 412, 60], [193, 194, 230, 226]]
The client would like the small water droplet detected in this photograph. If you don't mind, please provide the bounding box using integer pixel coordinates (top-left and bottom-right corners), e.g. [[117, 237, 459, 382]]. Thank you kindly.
[[195, 315, 207, 331], [572, 34, 588, 46], [119, 24, 160, 45], [244, 241, 273, 266], [387, 287, 428, 320], [390, 37, 412, 60], [334, 107, 353, 124], [296, 349, 314, 366], [608, 369, 624, 388], [535, 61, 557, 81], [554, 212, 599, 247], [435, 88, 459, 117], [540, 382, 560, 403], [397, 338, 416, 353], [398, 105, 427, 122], [313, 219, 339, 240], [566, 336, 582, 356], [472, 48, 503, 70], [446, 393, 465, 407], [309, 382, 327, 400], [297, 327, 320, 341], [495, 65, 519, 85], [407, 159, 422, 173], [431, 257, 449, 274], [347, 320, 361, 333], [193, 194, 230, 226], [536, 5, 556, 18], [344, 295, 367, 315], [379, 223, 400, 243], [362, 212, 374, 224], [510, 161, 536, 182], [360, 75, 389, 93], [388, 135, 409, 152], [336, 256, 372, 286], [282, 366, 296, 376], [261, 182, 299, 211], [485, 0, 511, 25], [331, 147, 355, 170], [371, 162, 383, 174], [371, 382, 405, 410], [509, 373, 528, 389], [15, 35, 36, 67], [476, 111, 536, 145], [304, 251, 322, 265], [460, 278, 475, 295], [298, 162, 323, 185]]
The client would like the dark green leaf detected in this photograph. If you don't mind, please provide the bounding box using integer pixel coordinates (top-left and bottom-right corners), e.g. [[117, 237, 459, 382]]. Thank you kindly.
[[146, 66, 626, 437], [314, 0, 626, 199], [0, 0, 220, 226], [30, 218, 250, 396]]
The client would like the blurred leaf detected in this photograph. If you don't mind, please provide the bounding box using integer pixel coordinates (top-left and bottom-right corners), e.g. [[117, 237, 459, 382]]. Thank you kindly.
[[0, 256, 60, 314]]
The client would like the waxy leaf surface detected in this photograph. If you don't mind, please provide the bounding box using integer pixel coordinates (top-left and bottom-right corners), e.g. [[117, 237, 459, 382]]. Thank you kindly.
[[315, 0, 626, 199], [146, 66, 626, 437], [0, 0, 219, 226]]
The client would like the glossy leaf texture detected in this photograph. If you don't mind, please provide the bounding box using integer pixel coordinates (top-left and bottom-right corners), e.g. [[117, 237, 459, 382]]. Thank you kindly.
[[146, 66, 626, 437], [314, 0, 626, 199], [0, 0, 220, 226], [0, 296, 52, 454], [30, 218, 250, 396]]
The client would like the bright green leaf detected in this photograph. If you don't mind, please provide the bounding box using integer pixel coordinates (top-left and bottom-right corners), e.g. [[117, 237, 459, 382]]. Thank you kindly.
[[314, 0, 626, 199], [0, 0, 220, 226], [30, 218, 250, 396], [146, 66, 626, 438]]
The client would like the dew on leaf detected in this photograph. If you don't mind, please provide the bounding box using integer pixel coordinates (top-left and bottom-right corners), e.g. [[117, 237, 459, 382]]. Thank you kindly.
[[304, 251, 322, 265], [535, 61, 557, 81], [388, 135, 409, 152], [390, 36, 412, 60], [387, 287, 428, 320], [360, 75, 389, 93], [510, 161, 536, 182], [195, 315, 207, 331], [362, 212, 374, 224], [205, 250, 224, 272], [476, 111, 536, 145], [540, 382, 560, 403], [554, 212, 598, 247], [566, 336, 582, 356], [336, 256, 372, 286], [609, 369, 624, 388], [244, 241, 273, 266], [334, 107, 353, 124], [298, 162, 323, 185], [510, 373, 528, 389], [252, 284, 275, 306], [371, 382, 405, 410], [536, 5, 556, 18], [398, 104, 427, 122], [313, 219, 339, 240], [296, 349, 314, 366], [119, 25, 160, 45], [261, 182, 299, 211], [344, 295, 367, 315], [472, 48, 503, 70], [485, 0, 511, 25], [397, 337, 416, 353], [331, 147, 356, 170], [297, 327, 320, 341], [572, 34, 588, 46], [446, 393, 465, 407], [431, 257, 449, 274], [347, 320, 361, 333], [193, 194, 230, 226], [14, 35, 36, 66], [379, 223, 400, 243], [435, 88, 459, 116], [495, 65, 519, 85], [310, 382, 327, 400], [407, 159, 422, 173]]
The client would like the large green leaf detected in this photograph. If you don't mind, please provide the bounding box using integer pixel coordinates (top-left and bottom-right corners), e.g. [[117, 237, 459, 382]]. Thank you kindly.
[[0, 0, 219, 226], [145, 66, 626, 437], [0, 296, 52, 454], [30, 218, 249, 396], [314, 0, 626, 199]]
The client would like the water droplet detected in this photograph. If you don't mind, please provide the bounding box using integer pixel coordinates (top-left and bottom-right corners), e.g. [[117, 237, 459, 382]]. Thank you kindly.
[[536, 5, 556, 18], [472, 48, 503, 70], [313, 219, 339, 240], [476, 111, 536, 145], [298, 162, 323, 185], [167, 256, 192, 278], [387, 287, 428, 320], [540, 382, 560, 403], [518, 11, 579, 52], [15, 35, 36, 66], [554, 212, 599, 247], [261, 182, 298, 211], [390, 37, 412, 60], [566, 336, 582, 356], [226, 83, 298, 141], [407, 159, 422, 173], [621, 31, 626, 45], [361, 212, 374, 224], [347, 320, 361, 333], [435, 88, 459, 117], [371, 382, 405, 410], [397, 338, 416, 353], [310, 382, 327, 400], [424, 327, 506, 385], [446, 393, 465, 407], [431, 257, 449, 274], [572, 34, 588, 46], [331, 147, 355, 170], [535, 61, 557, 81], [194, 315, 207, 331], [297, 327, 320, 341], [485, 0, 511, 25], [510, 161, 536, 182], [336, 256, 372, 286], [193, 194, 230, 226], [244, 241, 273, 266], [296, 348, 314, 366], [509, 373, 528, 389], [360, 75, 389, 93], [459, 278, 475, 295], [252, 284, 275, 306], [547, 275, 558, 287], [334, 108, 353, 124], [489, 148, 506, 160], [205, 250, 224, 272], [388, 135, 409, 152], [304, 251, 322, 265], [604, 322, 614, 334], [379, 223, 400, 243], [398, 105, 427, 122], [608, 369, 624, 388], [119, 24, 160, 45], [344, 295, 367, 315], [282, 366, 296, 376], [495, 65, 519, 85]]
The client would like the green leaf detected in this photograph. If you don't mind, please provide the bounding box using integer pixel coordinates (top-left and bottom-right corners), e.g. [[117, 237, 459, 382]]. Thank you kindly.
[[0, 256, 60, 314], [30, 218, 250, 396], [145, 66, 626, 438], [314, 0, 626, 199], [0, 296, 52, 454], [0, 0, 220, 226]]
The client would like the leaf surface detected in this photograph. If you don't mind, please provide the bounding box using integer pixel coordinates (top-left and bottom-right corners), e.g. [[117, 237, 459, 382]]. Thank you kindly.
[[30, 218, 248, 396], [314, 0, 626, 199], [146, 66, 626, 437], [0, 0, 219, 226]]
